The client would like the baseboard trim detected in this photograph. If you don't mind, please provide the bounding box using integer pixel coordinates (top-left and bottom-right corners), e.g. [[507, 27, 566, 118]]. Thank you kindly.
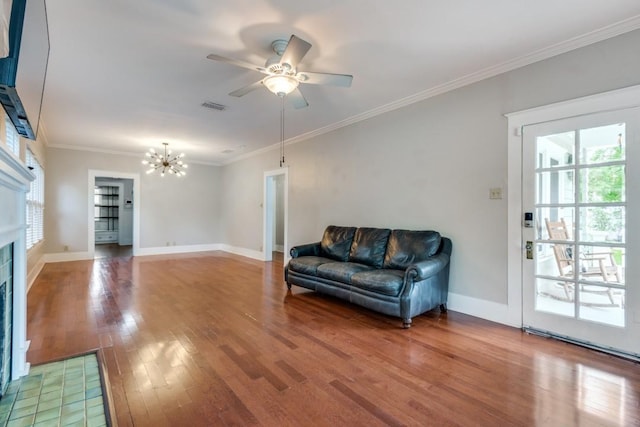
[[43, 251, 93, 263], [43, 244, 224, 262], [26, 259, 45, 293], [219, 244, 265, 261], [447, 292, 517, 327], [135, 243, 222, 257]]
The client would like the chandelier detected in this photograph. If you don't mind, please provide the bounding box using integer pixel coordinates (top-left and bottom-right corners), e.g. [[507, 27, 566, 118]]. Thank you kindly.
[[142, 142, 188, 177]]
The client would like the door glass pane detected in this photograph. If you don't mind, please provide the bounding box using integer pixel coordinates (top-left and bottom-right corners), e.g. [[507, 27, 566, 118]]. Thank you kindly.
[[579, 166, 625, 203], [579, 207, 625, 244], [536, 243, 562, 277], [577, 245, 624, 285], [536, 170, 574, 204], [536, 132, 575, 168], [535, 278, 575, 317], [578, 285, 625, 327], [538, 242, 575, 280], [538, 207, 574, 240], [579, 123, 625, 165]]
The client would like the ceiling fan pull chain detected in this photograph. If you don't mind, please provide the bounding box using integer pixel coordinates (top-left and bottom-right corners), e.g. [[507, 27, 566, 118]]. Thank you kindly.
[[280, 96, 285, 167]]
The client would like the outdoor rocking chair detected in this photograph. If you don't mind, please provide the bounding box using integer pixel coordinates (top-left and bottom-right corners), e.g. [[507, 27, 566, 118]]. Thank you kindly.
[[545, 218, 622, 307]]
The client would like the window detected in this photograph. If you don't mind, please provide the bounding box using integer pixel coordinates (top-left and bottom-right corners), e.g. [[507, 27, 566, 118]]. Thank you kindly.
[[26, 148, 44, 249], [4, 113, 19, 156]]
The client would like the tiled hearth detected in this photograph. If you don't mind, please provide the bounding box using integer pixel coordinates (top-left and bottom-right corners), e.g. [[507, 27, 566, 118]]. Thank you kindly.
[[0, 353, 107, 426], [0, 244, 13, 396]]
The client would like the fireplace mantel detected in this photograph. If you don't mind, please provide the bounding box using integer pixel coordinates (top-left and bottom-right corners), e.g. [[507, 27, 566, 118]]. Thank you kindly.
[[0, 144, 34, 380]]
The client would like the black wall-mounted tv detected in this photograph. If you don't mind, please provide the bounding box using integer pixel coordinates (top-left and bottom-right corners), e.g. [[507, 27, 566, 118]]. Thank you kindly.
[[0, 0, 49, 140]]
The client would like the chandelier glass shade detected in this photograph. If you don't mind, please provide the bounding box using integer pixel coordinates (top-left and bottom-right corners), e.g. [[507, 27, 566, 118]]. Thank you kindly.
[[141, 142, 188, 177], [263, 75, 299, 97]]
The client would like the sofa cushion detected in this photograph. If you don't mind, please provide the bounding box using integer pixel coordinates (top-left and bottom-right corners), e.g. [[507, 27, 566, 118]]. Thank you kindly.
[[348, 228, 391, 268], [351, 269, 405, 296], [383, 230, 442, 270], [288, 256, 333, 276], [317, 262, 373, 283], [320, 226, 357, 262]]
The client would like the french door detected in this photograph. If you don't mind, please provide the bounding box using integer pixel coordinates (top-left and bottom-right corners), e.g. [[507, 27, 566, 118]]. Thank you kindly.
[[522, 107, 640, 358]]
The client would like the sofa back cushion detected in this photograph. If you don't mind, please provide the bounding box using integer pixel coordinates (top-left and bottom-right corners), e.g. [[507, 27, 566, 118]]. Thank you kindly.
[[320, 226, 357, 261], [349, 228, 391, 268], [383, 230, 442, 269]]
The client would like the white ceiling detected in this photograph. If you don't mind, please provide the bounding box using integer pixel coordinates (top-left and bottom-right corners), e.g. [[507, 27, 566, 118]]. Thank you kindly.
[[40, 1, 640, 165]]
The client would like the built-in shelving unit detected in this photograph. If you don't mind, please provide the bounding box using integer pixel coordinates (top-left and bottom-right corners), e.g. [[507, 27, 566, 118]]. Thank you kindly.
[[94, 185, 119, 243]]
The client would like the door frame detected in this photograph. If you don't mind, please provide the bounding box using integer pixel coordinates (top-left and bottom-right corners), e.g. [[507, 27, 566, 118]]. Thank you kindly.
[[87, 170, 140, 257], [263, 167, 288, 262], [506, 84, 640, 327]]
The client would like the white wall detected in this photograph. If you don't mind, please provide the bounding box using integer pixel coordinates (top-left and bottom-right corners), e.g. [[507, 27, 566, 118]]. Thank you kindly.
[[45, 148, 222, 254], [220, 153, 273, 252], [220, 29, 640, 305]]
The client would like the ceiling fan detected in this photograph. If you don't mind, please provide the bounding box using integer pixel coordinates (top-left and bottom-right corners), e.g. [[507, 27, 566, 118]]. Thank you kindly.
[[207, 35, 353, 109]]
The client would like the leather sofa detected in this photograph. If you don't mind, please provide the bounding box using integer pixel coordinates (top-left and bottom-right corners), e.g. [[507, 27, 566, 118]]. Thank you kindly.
[[284, 225, 452, 328]]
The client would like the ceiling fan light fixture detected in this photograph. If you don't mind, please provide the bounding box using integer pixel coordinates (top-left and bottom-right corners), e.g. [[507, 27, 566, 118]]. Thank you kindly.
[[263, 75, 299, 97]]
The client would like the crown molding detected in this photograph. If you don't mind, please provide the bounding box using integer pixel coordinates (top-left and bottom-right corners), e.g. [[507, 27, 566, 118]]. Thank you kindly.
[[220, 139, 281, 165], [35, 121, 49, 146], [47, 143, 222, 166], [223, 15, 640, 166]]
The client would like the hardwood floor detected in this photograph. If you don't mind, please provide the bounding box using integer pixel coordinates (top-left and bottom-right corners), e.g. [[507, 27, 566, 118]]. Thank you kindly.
[[27, 252, 640, 426], [94, 244, 133, 259]]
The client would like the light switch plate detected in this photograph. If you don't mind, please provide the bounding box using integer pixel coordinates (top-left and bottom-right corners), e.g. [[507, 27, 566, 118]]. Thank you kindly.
[[489, 187, 503, 199]]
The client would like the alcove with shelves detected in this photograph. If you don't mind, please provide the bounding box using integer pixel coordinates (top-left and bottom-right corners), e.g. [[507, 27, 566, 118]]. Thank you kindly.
[[94, 185, 119, 243]]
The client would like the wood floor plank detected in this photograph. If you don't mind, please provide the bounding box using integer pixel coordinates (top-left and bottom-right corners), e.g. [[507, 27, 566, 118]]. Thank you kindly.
[[330, 379, 406, 427], [26, 251, 640, 426]]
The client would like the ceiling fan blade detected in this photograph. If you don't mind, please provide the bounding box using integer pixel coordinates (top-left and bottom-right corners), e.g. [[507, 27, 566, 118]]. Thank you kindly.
[[206, 54, 267, 74], [279, 35, 311, 69], [229, 80, 264, 97], [288, 88, 309, 109], [297, 71, 353, 87]]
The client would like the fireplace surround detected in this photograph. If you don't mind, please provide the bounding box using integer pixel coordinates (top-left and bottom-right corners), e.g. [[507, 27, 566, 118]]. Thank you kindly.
[[0, 143, 33, 388]]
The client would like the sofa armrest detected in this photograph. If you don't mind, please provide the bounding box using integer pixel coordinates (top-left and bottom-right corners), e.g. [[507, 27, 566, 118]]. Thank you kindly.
[[290, 242, 321, 258], [405, 253, 450, 281]]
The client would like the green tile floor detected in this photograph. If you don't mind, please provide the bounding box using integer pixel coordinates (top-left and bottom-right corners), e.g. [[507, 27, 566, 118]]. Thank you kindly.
[[0, 353, 107, 427]]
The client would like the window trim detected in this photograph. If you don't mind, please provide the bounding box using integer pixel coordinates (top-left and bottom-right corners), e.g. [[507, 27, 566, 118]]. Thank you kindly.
[[25, 148, 44, 250]]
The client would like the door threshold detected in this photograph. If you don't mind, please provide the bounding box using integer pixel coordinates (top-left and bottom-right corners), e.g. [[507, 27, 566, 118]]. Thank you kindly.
[[524, 327, 640, 362]]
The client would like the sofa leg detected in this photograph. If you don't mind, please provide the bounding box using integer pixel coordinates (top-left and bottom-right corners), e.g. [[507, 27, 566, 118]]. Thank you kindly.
[[439, 303, 447, 313], [402, 319, 412, 329], [286, 282, 292, 290]]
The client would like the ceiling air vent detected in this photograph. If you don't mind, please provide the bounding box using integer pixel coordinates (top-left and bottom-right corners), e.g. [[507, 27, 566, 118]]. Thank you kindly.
[[201, 101, 227, 111]]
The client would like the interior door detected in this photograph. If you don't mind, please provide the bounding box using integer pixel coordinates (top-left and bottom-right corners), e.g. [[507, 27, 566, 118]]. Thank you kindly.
[[522, 107, 640, 358]]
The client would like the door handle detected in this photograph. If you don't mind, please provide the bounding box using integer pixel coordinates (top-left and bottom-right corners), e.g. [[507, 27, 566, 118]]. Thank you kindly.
[[525, 241, 533, 260]]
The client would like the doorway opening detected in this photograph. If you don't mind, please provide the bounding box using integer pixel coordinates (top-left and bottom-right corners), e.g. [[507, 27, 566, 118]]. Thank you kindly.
[[263, 168, 288, 262], [88, 170, 140, 259], [94, 178, 132, 258]]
